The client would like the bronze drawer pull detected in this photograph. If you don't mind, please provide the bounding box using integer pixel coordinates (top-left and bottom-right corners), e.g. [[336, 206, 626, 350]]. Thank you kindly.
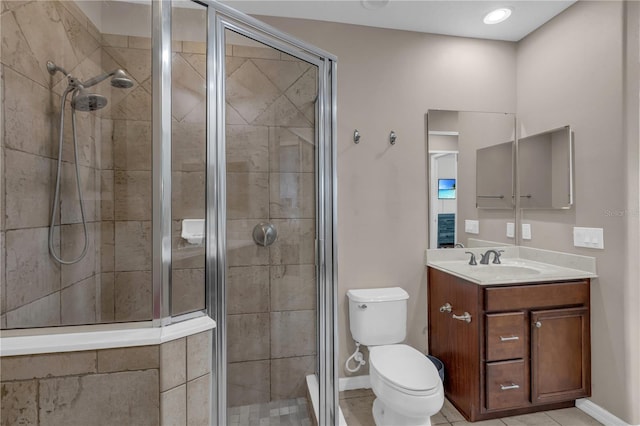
[[499, 336, 520, 342], [500, 383, 520, 391]]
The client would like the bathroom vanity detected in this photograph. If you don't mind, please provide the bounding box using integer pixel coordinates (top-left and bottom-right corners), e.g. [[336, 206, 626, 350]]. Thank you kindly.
[[426, 248, 596, 422]]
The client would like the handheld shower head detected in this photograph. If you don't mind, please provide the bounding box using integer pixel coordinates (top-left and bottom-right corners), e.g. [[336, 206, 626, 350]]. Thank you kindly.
[[71, 88, 108, 112], [110, 69, 134, 88]]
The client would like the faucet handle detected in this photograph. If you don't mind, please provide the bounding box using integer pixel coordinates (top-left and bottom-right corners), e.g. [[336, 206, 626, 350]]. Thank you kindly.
[[492, 250, 505, 264], [465, 251, 477, 265]]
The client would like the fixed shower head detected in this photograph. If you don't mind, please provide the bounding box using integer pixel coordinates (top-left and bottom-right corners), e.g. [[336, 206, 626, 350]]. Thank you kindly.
[[110, 69, 134, 88], [71, 89, 108, 112]]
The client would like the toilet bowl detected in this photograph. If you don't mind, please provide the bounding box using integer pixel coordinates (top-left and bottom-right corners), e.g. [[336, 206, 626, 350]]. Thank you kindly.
[[346, 288, 445, 426], [369, 344, 444, 426]]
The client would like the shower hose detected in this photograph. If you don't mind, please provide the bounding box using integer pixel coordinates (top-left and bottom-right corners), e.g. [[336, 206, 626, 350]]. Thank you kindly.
[[49, 86, 89, 264]]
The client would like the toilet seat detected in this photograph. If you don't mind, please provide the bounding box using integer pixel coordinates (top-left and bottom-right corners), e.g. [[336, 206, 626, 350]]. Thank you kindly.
[[369, 344, 441, 397]]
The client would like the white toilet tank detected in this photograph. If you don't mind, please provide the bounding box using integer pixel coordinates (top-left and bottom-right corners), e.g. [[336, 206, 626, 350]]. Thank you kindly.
[[347, 287, 409, 346]]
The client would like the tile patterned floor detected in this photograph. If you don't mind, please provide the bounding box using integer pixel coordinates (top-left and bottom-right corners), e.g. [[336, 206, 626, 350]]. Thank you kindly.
[[229, 397, 312, 426], [339, 390, 604, 426]]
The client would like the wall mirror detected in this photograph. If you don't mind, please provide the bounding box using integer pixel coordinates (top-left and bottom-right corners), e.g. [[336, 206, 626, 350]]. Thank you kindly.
[[427, 110, 516, 249], [518, 125, 573, 209], [476, 141, 515, 209]]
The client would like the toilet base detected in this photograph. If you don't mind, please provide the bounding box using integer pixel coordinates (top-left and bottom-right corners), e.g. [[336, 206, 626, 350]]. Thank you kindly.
[[372, 398, 432, 426]]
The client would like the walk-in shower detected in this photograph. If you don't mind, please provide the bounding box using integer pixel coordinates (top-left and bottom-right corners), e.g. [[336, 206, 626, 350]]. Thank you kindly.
[[47, 61, 133, 264], [0, 1, 337, 425]]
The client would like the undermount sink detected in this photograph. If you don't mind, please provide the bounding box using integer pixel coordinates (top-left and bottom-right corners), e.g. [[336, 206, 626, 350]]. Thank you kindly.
[[470, 264, 541, 277]]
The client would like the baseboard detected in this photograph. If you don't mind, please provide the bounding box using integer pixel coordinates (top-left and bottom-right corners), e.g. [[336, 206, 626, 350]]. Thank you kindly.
[[338, 375, 371, 392], [576, 398, 636, 426]]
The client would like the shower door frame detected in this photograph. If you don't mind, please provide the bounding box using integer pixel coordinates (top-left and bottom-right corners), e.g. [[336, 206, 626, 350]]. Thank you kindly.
[[192, 1, 340, 425]]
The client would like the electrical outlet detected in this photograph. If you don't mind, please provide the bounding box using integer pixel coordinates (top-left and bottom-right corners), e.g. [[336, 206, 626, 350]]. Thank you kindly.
[[465, 220, 479, 234], [506, 222, 515, 238], [522, 223, 532, 240], [573, 227, 604, 249]]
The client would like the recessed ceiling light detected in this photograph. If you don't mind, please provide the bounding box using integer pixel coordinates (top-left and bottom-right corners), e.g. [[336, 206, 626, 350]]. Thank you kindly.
[[361, 0, 389, 10], [483, 8, 512, 25]]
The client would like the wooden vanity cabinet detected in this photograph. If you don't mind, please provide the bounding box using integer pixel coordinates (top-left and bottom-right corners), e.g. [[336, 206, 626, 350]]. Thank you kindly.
[[427, 267, 591, 422]]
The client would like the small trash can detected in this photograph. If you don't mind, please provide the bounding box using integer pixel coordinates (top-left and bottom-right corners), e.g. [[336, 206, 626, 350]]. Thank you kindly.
[[427, 355, 445, 383]]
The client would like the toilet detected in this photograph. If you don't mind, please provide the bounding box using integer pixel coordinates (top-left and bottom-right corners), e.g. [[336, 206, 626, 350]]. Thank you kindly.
[[347, 287, 444, 426]]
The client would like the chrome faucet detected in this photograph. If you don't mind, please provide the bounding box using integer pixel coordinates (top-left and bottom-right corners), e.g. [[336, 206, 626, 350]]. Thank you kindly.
[[465, 251, 477, 265], [480, 249, 504, 265], [454, 243, 465, 248]]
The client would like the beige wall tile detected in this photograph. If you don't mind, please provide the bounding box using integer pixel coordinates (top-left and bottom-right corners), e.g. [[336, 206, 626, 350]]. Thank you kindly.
[[269, 219, 315, 265], [226, 56, 246, 76], [271, 265, 316, 311], [285, 67, 317, 110], [172, 171, 205, 220], [226, 125, 269, 173], [13, 1, 79, 87], [232, 45, 280, 60], [101, 171, 115, 221], [0, 11, 47, 86], [182, 41, 206, 55], [60, 222, 96, 288], [187, 331, 211, 381], [60, 275, 97, 325], [5, 227, 60, 312], [101, 222, 115, 272], [187, 374, 210, 426], [181, 53, 206, 79], [128, 36, 152, 50], [226, 60, 280, 124], [269, 172, 315, 219], [226, 219, 269, 267], [5, 149, 55, 229], [252, 58, 310, 92], [54, 2, 100, 64], [269, 127, 315, 173], [271, 355, 316, 400], [100, 118, 114, 169], [171, 268, 205, 316], [110, 86, 152, 121], [100, 272, 115, 321], [39, 370, 159, 426], [114, 270, 152, 321], [1, 351, 96, 381], [114, 170, 152, 221], [172, 121, 205, 172], [5, 292, 61, 328], [0, 380, 38, 426], [113, 120, 152, 171], [226, 103, 247, 125], [98, 345, 160, 373], [254, 94, 312, 127], [228, 360, 270, 407], [102, 33, 128, 48], [161, 338, 187, 392], [226, 173, 269, 219], [270, 310, 316, 358], [60, 163, 97, 224], [227, 313, 270, 362], [114, 221, 152, 271], [161, 384, 186, 426], [172, 54, 206, 121], [227, 266, 270, 314]]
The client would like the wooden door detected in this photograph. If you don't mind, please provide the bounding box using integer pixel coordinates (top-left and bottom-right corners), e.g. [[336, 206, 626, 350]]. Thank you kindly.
[[531, 307, 590, 404]]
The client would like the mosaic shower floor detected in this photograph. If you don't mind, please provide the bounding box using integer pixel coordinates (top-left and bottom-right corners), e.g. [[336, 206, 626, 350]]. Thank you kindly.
[[228, 397, 312, 426]]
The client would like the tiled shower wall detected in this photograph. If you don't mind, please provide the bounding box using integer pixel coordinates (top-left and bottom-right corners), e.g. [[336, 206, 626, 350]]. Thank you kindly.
[[0, 330, 212, 425], [224, 41, 319, 407]]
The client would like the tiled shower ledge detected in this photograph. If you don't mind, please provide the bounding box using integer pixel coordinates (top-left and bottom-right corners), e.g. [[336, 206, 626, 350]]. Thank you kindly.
[[0, 315, 216, 357]]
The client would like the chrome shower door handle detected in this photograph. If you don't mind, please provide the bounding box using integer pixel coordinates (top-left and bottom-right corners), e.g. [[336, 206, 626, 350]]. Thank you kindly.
[[252, 222, 277, 247], [452, 312, 472, 323]]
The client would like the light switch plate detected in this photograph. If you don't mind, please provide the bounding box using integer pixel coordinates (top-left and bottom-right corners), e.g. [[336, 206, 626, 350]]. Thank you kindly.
[[573, 227, 604, 249], [506, 222, 515, 238], [522, 223, 532, 240], [465, 220, 479, 234]]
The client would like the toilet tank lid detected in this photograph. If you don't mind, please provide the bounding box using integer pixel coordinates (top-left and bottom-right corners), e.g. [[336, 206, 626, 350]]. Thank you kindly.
[[347, 287, 409, 303]]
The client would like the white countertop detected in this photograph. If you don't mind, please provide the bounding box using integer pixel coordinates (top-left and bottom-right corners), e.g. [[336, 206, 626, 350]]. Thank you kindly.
[[425, 246, 597, 285]]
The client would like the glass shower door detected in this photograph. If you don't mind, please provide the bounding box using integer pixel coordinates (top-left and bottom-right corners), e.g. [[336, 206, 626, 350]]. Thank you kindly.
[[223, 29, 319, 424]]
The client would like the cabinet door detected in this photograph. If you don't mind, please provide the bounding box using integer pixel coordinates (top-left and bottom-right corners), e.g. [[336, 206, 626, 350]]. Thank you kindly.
[[531, 307, 590, 404]]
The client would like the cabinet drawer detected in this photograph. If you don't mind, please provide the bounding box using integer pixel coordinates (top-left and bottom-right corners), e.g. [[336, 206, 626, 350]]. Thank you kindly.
[[486, 360, 529, 410], [485, 281, 589, 312], [486, 312, 525, 361]]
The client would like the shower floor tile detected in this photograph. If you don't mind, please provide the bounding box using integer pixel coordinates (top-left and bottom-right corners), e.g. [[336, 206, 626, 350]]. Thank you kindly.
[[229, 398, 312, 426]]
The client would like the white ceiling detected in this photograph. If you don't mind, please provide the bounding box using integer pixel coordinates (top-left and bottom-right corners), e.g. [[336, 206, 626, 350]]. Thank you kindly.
[[221, 0, 576, 42]]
